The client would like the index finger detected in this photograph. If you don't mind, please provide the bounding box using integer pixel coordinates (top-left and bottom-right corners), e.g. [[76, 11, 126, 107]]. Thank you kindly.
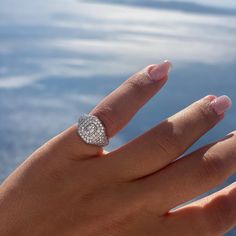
[[91, 60, 172, 138], [53, 60, 172, 159]]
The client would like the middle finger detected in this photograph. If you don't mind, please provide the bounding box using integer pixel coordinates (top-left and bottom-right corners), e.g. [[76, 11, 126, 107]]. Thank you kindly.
[[104, 95, 231, 180]]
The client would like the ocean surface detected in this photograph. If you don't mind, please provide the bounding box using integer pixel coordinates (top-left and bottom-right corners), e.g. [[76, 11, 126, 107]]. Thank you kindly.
[[0, 0, 236, 234]]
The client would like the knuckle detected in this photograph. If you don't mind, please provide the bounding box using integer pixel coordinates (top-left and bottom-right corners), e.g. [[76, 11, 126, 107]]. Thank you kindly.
[[156, 135, 185, 157], [153, 123, 187, 156], [201, 152, 227, 185], [124, 73, 147, 92], [198, 102, 210, 118], [196, 101, 216, 126]]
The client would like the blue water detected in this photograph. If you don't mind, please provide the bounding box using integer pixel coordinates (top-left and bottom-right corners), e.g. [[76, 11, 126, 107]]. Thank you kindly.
[[0, 0, 236, 234]]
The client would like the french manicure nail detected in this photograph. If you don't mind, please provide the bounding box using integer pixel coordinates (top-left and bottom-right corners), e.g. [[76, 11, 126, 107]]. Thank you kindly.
[[210, 95, 232, 115], [147, 60, 172, 81]]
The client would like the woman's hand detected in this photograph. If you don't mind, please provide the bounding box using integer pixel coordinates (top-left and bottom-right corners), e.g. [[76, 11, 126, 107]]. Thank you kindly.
[[0, 61, 235, 236]]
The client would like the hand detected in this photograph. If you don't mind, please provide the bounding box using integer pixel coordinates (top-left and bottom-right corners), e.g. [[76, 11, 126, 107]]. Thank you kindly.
[[0, 61, 235, 236]]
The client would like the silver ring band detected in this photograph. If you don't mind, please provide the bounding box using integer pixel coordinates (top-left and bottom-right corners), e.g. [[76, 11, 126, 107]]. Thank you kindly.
[[77, 114, 109, 147]]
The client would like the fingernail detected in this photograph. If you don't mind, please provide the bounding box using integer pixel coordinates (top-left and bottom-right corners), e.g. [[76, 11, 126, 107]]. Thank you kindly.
[[147, 60, 172, 81], [210, 95, 232, 115]]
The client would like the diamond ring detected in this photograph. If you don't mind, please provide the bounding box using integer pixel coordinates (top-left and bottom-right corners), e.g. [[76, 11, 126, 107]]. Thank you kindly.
[[77, 114, 109, 147]]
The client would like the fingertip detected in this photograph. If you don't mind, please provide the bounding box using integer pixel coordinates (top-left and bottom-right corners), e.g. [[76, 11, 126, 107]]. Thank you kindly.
[[146, 60, 172, 82], [210, 95, 232, 115], [164, 60, 173, 70]]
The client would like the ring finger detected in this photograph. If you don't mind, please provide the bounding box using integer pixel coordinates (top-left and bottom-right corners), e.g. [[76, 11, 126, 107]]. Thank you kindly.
[[134, 131, 236, 215]]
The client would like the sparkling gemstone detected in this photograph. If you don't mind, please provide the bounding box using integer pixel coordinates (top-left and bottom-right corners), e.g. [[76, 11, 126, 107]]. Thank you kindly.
[[78, 114, 109, 146]]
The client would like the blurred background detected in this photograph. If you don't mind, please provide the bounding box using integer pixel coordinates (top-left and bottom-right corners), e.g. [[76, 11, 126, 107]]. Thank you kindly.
[[0, 0, 236, 234]]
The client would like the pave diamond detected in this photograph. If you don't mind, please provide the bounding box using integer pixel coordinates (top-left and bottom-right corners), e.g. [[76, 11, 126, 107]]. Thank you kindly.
[[77, 114, 109, 147]]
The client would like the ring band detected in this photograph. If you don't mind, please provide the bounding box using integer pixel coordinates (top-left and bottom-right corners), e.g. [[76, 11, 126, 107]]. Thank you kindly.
[[77, 114, 109, 147]]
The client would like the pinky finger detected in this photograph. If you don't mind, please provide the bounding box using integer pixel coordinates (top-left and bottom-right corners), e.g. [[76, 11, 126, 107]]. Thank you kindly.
[[166, 183, 236, 236]]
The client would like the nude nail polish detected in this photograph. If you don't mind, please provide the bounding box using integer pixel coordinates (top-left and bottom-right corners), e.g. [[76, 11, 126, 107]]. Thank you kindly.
[[146, 60, 172, 81], [210, 95, 232, 115]]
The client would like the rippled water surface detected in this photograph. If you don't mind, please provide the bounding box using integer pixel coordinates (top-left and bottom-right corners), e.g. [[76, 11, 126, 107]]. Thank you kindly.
[[0, 0, 236, 234]]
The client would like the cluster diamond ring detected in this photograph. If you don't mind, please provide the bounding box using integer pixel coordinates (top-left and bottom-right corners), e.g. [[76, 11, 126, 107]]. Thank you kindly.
[[77, 114, 109, 147]]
